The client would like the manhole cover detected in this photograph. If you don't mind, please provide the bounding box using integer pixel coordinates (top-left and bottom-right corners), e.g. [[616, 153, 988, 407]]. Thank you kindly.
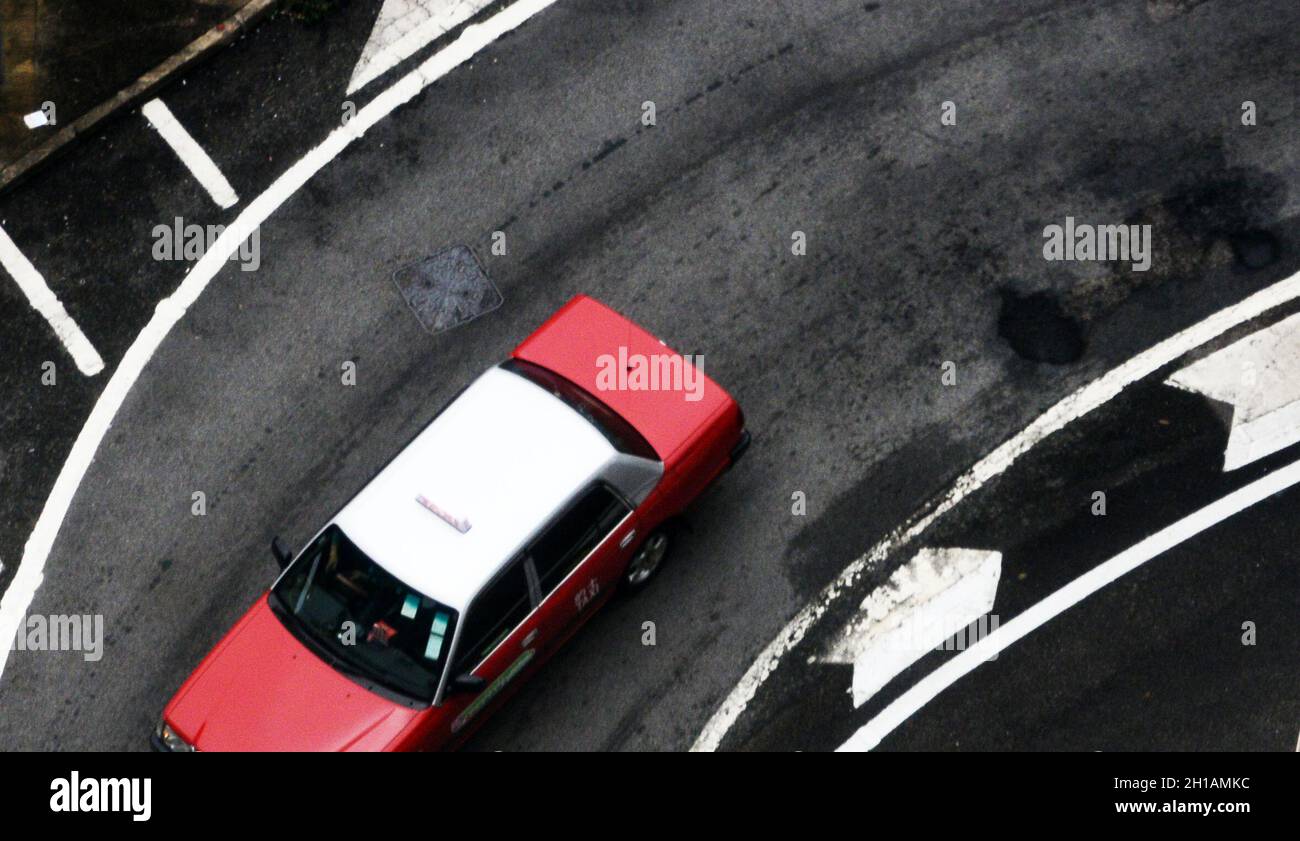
[[392, 245, 503, 334]]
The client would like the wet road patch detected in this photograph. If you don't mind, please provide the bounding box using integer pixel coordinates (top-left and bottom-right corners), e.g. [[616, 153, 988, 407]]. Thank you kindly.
[[997, 288, 1086, 364]]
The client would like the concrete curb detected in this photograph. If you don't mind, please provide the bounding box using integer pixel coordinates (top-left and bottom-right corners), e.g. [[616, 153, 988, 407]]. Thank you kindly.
[[0, 0, 281, 195]]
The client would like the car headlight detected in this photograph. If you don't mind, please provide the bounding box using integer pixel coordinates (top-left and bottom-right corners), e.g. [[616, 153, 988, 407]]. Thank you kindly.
[[154, 719, 196, 752]]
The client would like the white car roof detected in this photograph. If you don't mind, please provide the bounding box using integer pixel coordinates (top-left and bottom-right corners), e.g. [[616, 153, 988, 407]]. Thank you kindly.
[[331, 366, 627, 612]]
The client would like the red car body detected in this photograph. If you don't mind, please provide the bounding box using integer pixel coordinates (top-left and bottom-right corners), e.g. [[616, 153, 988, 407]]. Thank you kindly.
[[156, 296, 746, 751]]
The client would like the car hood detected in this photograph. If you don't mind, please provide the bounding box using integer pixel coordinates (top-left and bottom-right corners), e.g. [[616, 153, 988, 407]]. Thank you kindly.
[[165, 596, 419, 751]]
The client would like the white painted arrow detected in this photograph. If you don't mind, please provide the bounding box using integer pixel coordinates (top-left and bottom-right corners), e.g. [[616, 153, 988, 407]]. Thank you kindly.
[[349, 0, 496, 95], [819, 547, 1002, 708], [1166, 310, 1300, 471]]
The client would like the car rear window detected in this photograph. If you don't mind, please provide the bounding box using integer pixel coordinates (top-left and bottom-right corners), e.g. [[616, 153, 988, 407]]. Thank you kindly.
[[501, 358, 659, 461]]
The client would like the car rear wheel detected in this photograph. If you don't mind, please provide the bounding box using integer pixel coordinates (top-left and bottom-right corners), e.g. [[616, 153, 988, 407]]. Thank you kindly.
[[623, 529, 670, 591]]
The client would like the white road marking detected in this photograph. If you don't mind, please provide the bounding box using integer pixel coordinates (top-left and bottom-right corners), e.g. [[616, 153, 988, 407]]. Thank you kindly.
[[141, 99, 240, 209], [0, 0, 561, 678], [349, 0, 496, 95], [819, 547, 1001, 708], [692, 266, 1300, 752], [1166, 310, 1300, 471], [0, 225, 105, 376], [837, 454, 1300, 751]]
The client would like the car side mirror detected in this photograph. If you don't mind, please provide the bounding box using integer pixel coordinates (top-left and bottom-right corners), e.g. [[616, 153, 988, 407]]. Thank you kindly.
[[448, 672, 487, 696], [271, 537, 293, 569]]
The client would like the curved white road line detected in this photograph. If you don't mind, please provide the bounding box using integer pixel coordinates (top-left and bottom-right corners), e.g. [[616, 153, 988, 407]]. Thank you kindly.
[[839, 453, 1300, 751], [693, 267, 1300, 751], [0, 0, 560, 678]]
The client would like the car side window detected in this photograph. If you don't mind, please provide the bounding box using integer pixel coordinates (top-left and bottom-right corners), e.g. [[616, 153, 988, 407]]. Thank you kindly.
[[532, 484, 630, 595], [454, 559, 532, 674]]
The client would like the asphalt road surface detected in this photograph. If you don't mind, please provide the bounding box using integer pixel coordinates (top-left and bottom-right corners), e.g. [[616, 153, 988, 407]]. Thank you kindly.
[[0, 0, 1297, 751], [730, 340, 1300, 751]]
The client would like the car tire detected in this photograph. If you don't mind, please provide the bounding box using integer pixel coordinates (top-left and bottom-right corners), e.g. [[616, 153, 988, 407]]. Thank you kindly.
[[622, 528, 671, 593]]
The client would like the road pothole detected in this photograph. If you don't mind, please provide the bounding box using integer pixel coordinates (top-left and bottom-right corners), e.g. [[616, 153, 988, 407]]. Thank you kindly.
[[392, 245, 503, 335], [997, 289, 1086, 365], [1227, 230, 1280, 270]]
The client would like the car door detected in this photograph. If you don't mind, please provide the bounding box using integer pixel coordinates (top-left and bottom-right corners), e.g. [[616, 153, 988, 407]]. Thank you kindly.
[[419, 485, 633, 749], [527, 482, 635, 652], [432, 555, 543, 747]]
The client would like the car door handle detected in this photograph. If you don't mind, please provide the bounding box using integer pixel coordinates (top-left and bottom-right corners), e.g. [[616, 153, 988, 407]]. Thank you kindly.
[[620, 530, 637, 549], [521, 629, 538, 648]]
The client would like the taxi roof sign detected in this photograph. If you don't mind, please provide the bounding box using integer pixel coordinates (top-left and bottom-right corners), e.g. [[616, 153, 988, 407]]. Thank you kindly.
[[415, 494, 472, 534]]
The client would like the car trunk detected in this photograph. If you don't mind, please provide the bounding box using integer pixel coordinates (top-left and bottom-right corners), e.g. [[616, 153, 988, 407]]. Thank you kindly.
[[511, 295, 735, 462]]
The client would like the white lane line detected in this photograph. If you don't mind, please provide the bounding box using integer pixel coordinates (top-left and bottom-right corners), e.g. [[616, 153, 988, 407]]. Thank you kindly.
[[141, 99, 240, 209], [838, 454, 1300, 751], [1166, 310, 1300, 471], [349, 0, 497, 95], [0, 225, 105, 376], [819, 548, 1001, 708], [692, 266, 1300, 752], [0, 0, 561, 678]]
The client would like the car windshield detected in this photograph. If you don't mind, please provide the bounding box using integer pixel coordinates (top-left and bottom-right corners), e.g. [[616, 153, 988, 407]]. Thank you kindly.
[[270, 525, 458, 703]]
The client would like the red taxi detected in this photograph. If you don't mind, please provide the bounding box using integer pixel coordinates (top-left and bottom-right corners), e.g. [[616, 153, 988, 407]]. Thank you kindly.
[[154, 295, 748, 751]]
